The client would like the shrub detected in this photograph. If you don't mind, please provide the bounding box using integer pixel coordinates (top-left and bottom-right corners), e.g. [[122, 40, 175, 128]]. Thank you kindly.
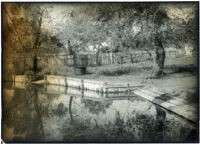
[[24, 70, 43, 82], [164, 64, 197, 74], [24, 70, 35, 82]]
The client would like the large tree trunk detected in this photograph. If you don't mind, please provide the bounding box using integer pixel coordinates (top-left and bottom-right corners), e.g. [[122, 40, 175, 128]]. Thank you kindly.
[[151, 35, 165, 77], [96, 49, 100, 66], [33, 16, 43, 73], [33, 87, 44, 136], [69, 96, 73, 123], [68, 40, 73, 55], [33, 56, 38, 72]]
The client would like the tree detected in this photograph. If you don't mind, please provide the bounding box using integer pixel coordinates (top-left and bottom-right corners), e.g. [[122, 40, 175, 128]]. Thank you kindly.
[[3, 3, 64, 73], [94, 3, 169, 76]]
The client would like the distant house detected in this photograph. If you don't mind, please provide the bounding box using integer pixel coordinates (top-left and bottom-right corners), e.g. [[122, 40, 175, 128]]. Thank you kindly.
[[184, 44, 193, 56], [165, 44, 186, 57]]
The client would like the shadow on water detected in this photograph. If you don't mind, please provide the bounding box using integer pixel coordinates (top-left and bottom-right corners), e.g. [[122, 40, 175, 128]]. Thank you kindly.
[[69, 96, 73, 123], [3, 84, 45, 142], [2, 82, 198, 142]]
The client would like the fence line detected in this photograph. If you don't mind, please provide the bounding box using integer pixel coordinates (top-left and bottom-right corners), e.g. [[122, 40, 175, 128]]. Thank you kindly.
[[72, 50, 186, 66], [6, 50, 188, 75]]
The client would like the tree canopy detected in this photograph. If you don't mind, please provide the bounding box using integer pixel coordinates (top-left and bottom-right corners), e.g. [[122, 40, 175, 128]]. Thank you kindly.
[[54, 3, 197, 53]]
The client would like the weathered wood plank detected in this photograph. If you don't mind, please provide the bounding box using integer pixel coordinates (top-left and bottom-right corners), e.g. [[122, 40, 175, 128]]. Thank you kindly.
[[134, 87, 197, 122]]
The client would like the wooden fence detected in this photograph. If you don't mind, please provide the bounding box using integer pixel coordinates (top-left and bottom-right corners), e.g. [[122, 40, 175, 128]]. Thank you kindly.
[[71, 50, 186, 67], [6, 50, 187, 75]]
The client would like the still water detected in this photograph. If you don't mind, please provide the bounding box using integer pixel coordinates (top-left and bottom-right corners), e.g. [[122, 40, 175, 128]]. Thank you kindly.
[[3, 82, 197, 142]]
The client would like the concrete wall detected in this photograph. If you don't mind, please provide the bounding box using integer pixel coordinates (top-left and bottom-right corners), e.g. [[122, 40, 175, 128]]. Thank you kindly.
[[45, 75, 140, 93], [12, 75, 26, 82], [44, 84, 135, 99], [45, 75, 106, 91]]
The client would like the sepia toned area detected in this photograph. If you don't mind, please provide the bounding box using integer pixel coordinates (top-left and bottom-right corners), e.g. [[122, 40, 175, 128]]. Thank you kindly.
[[2, 2, 199, 142]]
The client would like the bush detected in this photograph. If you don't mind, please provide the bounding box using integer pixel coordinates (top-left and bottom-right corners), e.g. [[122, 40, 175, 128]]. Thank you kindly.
[[25, 70, 43, 82], [164, 64, 197, 74], [24, 70, 35, 82], [39, 57, 75, 76]]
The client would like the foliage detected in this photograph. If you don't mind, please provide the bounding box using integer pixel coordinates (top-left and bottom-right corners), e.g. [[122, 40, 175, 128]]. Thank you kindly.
[[82, 99, 112, 115], [3, 3, 65, 73], [62, 108, 196, 142], [57, 3, 197, 54], [39, 57, 74, 76], [3, 3, 198, 76], [24, 70, 35, 82]]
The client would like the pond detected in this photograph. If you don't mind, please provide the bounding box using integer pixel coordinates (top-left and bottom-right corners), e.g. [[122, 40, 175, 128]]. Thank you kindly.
[[2, 82, 198, 142]]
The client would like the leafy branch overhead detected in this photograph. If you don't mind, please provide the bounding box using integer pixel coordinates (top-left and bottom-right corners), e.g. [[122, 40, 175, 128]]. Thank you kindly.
[[57, 3, 197, 53]]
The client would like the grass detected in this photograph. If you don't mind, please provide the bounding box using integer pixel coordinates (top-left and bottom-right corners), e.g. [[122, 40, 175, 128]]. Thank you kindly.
[[95, 63, 151, 76], [89, 56, 198, 77], [164, 64, 197, 74], [97, 65, 134, 76]]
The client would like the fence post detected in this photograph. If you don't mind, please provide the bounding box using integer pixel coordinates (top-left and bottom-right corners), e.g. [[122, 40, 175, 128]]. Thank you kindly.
[[110, 53, 112, 64], [114, 54, 116, 64], [130, 54, 133, 63], [102, 55, 104, 65]]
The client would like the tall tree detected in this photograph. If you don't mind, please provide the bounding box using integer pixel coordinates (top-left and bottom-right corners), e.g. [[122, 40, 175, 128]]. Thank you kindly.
[[3, 3, 64, 73]]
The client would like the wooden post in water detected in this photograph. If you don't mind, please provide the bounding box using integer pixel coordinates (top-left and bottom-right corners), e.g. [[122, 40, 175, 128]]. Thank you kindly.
[[44, 75, 47, 84], [12, 75, 15, 87], [81, 88, 84, 98], [81, 80, 84, 90], [65, 77, 67, 87]]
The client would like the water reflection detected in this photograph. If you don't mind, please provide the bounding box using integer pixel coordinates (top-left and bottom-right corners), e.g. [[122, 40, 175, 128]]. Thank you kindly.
[[3, 82, 197, 142]]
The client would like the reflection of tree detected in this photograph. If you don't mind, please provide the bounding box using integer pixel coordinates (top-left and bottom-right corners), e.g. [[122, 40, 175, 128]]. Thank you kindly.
[[69, 96, 73, 123], [33, 86, 45, 137], [155, 106, 166, 129], [82, 99, 112, 115], [3, 84, 68, 142], [154, 105, 166, 141], [54, 103, 68, 118], [61, 98, 195, 142], [4, 85, 44, 142]]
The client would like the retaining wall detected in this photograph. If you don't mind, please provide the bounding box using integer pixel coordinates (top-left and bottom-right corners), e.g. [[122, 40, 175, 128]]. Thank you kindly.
[[45, 75, 106, 92], [12, 75, 26, 82], [44, 75, 141, 93]]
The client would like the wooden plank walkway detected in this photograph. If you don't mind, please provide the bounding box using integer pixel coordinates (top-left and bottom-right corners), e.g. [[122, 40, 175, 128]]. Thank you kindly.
[[134, 86, 198, 123]]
